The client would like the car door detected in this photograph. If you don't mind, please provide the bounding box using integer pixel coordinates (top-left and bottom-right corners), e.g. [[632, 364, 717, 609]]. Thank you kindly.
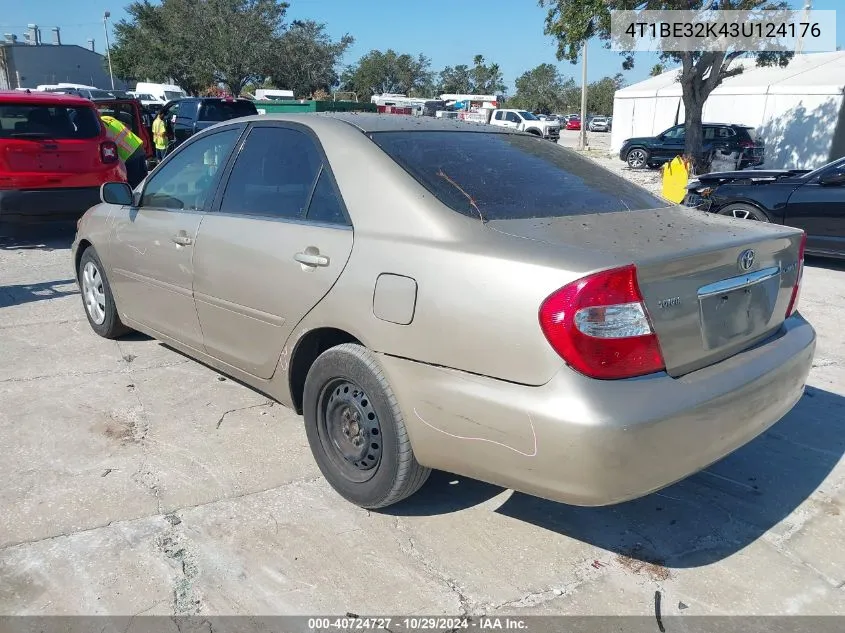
[[106, 126, 244, 349], [192, 123, 354, 378], [784, 162, 845, 255], [656, 125, 685, 161], [504, 111, 522, 129]]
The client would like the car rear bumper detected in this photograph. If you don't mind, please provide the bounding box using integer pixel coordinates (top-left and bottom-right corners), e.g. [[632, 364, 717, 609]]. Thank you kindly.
[[379, 314, 815, 506], [0, 187, 102, 221]]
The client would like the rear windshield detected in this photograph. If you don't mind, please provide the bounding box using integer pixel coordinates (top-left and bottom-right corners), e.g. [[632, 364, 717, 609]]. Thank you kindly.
[[0, 103, 101, 139], [199, 100, 258, 121], [370, 131, 669, 220]]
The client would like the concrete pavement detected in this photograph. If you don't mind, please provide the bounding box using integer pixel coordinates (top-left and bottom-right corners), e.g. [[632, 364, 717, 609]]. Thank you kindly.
[[1, 222, 844, 618]]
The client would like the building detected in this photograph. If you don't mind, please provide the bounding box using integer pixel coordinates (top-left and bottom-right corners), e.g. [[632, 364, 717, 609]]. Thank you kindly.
[[610, 51, 845, 170], [0, 24, 126, 91]]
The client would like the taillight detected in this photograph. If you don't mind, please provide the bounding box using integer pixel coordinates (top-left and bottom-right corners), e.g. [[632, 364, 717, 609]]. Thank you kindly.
[[539, 265, 665, 380], [100, 141, 118, 164], [785, 232, 807, 318]]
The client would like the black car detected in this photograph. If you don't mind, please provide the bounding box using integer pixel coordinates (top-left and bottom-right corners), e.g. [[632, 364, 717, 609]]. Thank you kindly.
[[160, 97, 258, 151], [619, 123, 765, 170], [685, 156, 845, 259]]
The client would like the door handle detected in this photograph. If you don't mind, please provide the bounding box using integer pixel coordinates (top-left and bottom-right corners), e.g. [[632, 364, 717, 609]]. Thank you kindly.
[[294, 251, 329, 267], [171, 234, 193, 246]]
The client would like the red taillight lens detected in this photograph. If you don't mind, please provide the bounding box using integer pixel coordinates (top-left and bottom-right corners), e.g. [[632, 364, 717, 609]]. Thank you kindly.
[[785, 232, 807, 318], [539, 265, 666, 380], [100, 141, 118, 164]]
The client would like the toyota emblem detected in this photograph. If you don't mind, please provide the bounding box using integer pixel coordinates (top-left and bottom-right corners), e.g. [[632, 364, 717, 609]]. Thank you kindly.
[[738, 249, 755, 272]]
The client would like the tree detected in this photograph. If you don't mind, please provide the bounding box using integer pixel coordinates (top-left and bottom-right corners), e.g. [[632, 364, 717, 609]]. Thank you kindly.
[[650, 63, 666, 76], [198, 0, 288, 96], [270, 20, 353, 98], [540, 0, 793, 171], [587, 72, 624, 115], [470, 55, 506, 95], [510, 63, 574, 112], [438, 56, 506, 95], [109, 0, 289, 97], [341, 49, 434, 97], [438, 65, 473, 94]]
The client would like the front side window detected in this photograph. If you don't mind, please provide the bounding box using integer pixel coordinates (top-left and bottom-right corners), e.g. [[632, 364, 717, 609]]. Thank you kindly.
[[506, 112, 521, 123], [141, 127, 241, 210], [219, 126, 322, 220], [662, 126, 685, 140], [370, 131, 669, 221], [0, 103, 100, 139]]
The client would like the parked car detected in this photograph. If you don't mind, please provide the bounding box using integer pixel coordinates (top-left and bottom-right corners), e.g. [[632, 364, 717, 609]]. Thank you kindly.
[[0, 90, 125, 221], [91, 97, 156, 169], [589, 116, 610, 132], [486, 109, 560, 141], [685, 156, 845, 259], [159, 96, 259, 151], [620, 123, 765, 170], [565, 116, 581, 130], [73, 113, 814, 509], [44, 87, 120, 101]]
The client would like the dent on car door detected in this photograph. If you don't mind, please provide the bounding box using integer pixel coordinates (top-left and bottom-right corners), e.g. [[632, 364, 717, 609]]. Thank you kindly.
[[192, 124, 354, 378], [107, 126, 243, 348], [785, 164, 845, 255]]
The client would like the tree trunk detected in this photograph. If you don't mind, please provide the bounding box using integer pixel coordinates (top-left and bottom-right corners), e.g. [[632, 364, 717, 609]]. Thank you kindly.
[[682, 90, 706, 175]]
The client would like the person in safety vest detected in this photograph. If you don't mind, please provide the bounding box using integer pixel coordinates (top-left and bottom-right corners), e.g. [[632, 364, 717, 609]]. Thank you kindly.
[[100, 115, 148, 189], [151, 110, 168, 162]]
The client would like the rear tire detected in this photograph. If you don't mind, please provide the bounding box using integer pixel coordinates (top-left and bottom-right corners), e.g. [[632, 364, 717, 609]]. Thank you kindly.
[[718, 203, 770, 222], [78, 247, 131, 339], [303, 343, 431, 509]]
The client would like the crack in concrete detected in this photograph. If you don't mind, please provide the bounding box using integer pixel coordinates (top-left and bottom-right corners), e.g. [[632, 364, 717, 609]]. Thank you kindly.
[[156, 516, 203, 616], [215, 400, 275, 429], [0, 359, 191, 385], [0, 475, 324, 552], [392, 516, 472, 615]]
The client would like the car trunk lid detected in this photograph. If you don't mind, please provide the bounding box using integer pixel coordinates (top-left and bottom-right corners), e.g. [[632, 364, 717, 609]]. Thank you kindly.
[[488, 207, 804, 377]]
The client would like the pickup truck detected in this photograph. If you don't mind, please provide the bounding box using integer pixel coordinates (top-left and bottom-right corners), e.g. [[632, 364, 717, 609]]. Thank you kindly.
[[486, 109, 560, 141], [160, 97, 259, 153]]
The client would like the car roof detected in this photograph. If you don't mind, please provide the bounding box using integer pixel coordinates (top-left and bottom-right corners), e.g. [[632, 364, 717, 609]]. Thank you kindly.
[[228, 112, 514, 135], [0, 90, 92, 106]]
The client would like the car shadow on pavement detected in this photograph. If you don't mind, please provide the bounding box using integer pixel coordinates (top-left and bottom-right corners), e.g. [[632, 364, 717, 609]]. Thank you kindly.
[[389, 386, 844, 569], [806, 257, 845, 273], [0, 279, 78, 307], [0, 222, 76, 251]]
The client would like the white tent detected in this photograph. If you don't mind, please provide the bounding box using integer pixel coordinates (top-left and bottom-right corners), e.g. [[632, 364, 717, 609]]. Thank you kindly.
[[610, 51, 845, 169]]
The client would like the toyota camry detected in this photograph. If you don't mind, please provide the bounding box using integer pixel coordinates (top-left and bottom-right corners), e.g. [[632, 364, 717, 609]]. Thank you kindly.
[[72, 113, 815, 509]]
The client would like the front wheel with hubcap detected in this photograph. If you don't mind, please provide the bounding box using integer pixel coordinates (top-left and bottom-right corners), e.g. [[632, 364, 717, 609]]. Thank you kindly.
[[78, 247, 131, 339], [626, 148, 649, 169], [718, 203, 770, 222], [303, 343, 430, 509]]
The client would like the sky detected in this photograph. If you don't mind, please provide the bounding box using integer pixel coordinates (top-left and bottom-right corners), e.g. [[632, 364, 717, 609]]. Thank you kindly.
[[1, 0, 843, 92]]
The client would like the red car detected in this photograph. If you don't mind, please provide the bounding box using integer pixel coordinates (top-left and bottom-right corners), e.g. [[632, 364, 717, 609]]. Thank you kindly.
[[565, 117, 581, 131], [0, 90, 126, 221]]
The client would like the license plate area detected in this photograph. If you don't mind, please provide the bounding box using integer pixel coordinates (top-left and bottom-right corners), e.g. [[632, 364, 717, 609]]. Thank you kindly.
[[698, 266, 780, 350]]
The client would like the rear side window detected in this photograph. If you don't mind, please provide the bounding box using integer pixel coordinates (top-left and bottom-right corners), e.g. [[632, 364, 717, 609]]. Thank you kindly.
[[0, 103, 100, 139], [370, 131, 669, 220], [220, 126, 322, 220], [199, 101, 258, 122]]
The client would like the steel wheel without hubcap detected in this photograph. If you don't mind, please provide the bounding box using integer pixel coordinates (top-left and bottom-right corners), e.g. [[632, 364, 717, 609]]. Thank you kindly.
[[317, 379, 383, 483], [627, 149, 647, 168], [81, 261, 107, 325]]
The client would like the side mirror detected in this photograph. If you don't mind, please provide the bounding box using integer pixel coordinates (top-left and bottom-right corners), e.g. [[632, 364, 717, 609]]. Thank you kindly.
[[819, 172, 845, 186], [100, 182, 134, 206]]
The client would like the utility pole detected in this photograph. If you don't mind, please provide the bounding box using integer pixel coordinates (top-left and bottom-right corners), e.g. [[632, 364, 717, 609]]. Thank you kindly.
[[579, 40, 588, 150], [103, 10, 115, 90]]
